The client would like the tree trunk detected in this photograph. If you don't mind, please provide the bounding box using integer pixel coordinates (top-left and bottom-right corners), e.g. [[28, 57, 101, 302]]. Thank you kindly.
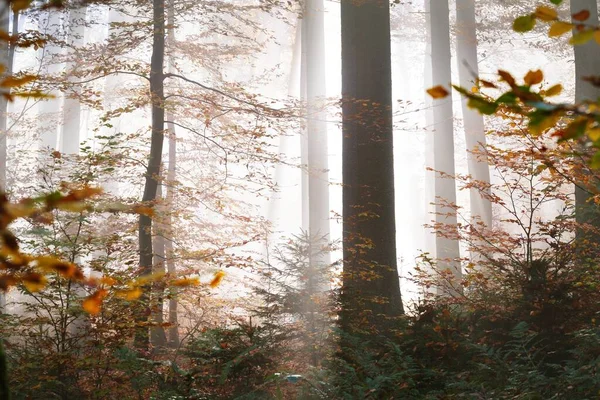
[[165, 0, 179, 349], [38, 9, 62, 151], [0, 5, 14, 314], [61, 5, 86, 155], [341, 0, 403, 336], [135, 0, 165, 351], [572, 0, 600, 255], [151, 179, 167, 348], [455, 0, 492, 231], [304, 0, 330, 269], [429, 0, 461, 293]]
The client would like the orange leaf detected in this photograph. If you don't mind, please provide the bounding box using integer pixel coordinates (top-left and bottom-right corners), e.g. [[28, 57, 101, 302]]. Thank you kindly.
[[172, 277, 200, 287], [573, 9, 591, 21], [83, 289, 107, 315], [498, 70, 516, 87], [209, 270, 225, 288], [426, 85, 449, 99], [548, 21, 573, 37], [116, 287, 142, 301], [22, 273, 47, 292], [534, 5, 557, 21], [524, 69, 544, 86], [544, 84, 563, 97]]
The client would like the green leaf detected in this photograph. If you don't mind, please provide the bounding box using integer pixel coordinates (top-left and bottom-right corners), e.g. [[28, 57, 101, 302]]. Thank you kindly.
[[591, 152, 600, 169], [467, 98, 498, 115], [513, 15, 536, 33], [496, 92, 518, 105], [549, 0, 562, 4], [570, 29, 595, 45]]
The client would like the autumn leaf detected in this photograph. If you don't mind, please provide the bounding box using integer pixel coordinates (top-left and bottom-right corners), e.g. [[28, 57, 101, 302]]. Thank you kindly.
[[426, 85, 449, 99], [588, 128, 600, 142], [498, 70, 516, 87], [524, 70, 544, 86], [0, 74, 37, 88], [22, 273, 47, 292], [572, 9, 591, 21], [83, 289, 108, 315], [544, 84, 563, 97], [535, 5, 557, 21], [513, 15, 536, 33], [172, 277, 200, 287], [209, 270, 225, 288], [11, 0, 32, 12], [548, 21, 573, 37], [116, 287, 142, 301], [132, 205, 154, 217], [570, 29, 595, 45], [594, 31, 600, 45]]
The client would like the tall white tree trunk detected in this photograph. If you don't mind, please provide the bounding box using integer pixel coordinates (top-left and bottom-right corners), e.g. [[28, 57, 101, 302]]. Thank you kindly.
[[39, 9, 63, 151], [60, 6, 86, 155], [455, 0, 492, 232], [429, 0, 461, 291], [572, 0, 600, 252], [165, 0, 179, 348], [304, 0, 330, 267]]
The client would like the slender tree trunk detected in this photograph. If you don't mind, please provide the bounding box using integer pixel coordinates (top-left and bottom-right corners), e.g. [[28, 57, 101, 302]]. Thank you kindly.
[[341, 0, 403, 336], [39, 9, 62, 150], [0, 7, 7, 195], [151, 179, 167, 348], [423, 0, 436, 263], [61, 5, 86, 154], [455, 0, 492, 231], [429, 0, 461, 293], [135, 0, 165, 351], [300, 20, 309, 232], [165, 0, 179, 348], [304, 0, 330, 268], [572, 0, 600, 255]]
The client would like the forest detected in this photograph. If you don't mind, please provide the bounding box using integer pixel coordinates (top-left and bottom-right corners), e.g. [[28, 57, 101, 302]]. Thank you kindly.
[[1, 0, 600, 398]]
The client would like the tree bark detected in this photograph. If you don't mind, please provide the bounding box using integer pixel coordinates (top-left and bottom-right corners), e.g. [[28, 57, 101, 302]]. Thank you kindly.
[[429, 0, 461, 293], [304, 0, 330, 269], [341, 0, 403, 336], [135, 0, 165, 351], [165, 0, 179, 349], [572, 0, 600, 256], [455, 0, 492, 231], [61, 5, 86, 155], [38, 8, 62, 151]]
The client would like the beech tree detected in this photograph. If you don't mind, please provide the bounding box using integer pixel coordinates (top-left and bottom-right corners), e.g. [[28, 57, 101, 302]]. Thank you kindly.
[[429, 0, 461, 291], [341, 0, 403, 334]]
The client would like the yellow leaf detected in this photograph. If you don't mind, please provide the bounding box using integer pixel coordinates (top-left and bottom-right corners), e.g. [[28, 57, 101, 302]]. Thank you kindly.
[[524, 69, 544, 86], [209, 270, 225, 288], [588, 128, 600, 141], [116, 287, 142, 301], [99, 276, 117, 286], [83, 289, 107, 315], [535, 5, 557, 21], [594, 31, 600, 45], [55, 201, 88, 213], [426, 85, 449, 99], [0, 74, 37, 88], [549, 21, 573, 37], [11, 0, 32, 12], [172, 277, 200, 287], [23, 273, 47, 292], [570, 29, 595, 45], [545, 84, 563, 97]]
